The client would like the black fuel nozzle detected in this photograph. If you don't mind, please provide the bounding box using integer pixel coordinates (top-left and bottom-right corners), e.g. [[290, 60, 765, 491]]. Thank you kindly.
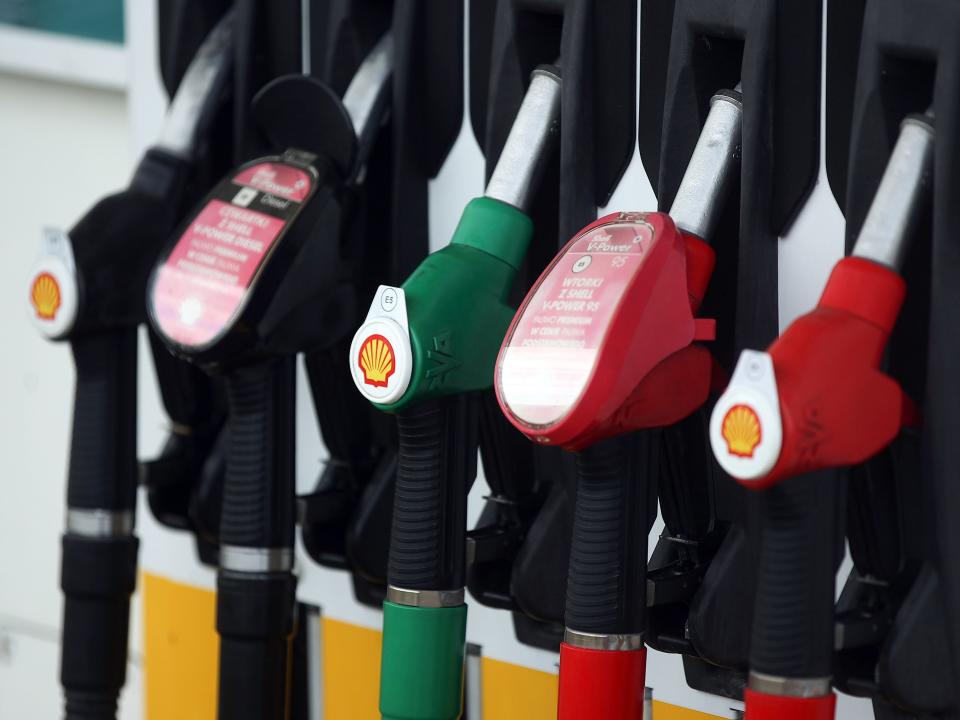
[[24, 14, 235, 720], [147, 33, 393, 720], [290, 33, 403, 584]]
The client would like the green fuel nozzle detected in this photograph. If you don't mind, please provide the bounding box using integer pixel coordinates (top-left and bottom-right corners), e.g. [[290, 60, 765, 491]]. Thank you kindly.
[[350, 67, 560, 413], [348, 66, 561, 720]]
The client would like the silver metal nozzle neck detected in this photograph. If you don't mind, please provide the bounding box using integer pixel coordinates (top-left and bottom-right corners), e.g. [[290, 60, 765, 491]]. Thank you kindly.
[[156, 12, 235, 160], [668, 88, 743, 242], [342, 33, 394, 152], [852, 113, 935, 271], [484, 68, 562, 212]]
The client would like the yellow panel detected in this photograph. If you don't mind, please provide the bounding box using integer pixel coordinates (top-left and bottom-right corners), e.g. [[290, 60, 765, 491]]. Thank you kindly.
[[143, 572, 218, 720], [653, 699, 727, 719], [322, 617, 383, 719], [480, 657, 558, 719]]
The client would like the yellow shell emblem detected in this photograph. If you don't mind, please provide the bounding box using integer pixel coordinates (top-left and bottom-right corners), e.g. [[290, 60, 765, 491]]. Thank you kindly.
[[359, 334, 395, 388], [31, 272, 61, 320], [721, 404, 762, 458]]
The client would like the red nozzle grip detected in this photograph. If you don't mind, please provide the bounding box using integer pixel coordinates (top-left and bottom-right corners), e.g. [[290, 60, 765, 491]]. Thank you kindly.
[[759, 257, 913, 487], [598, 235, 717, 442], [558, 643, 646, 720], [683, 232, 716, 314], [744, 689, 836, 720], [497, 213, 720, 449]]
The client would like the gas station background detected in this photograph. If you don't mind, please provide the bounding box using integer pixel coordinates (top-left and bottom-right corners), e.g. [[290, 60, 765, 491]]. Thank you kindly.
[[0, 1, 876, 717]]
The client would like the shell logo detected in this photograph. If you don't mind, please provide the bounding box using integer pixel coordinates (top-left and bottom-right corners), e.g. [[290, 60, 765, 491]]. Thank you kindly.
[[359, 334, 395, 388], [721, 404, 762, 458], [31, 272, 61, 320]]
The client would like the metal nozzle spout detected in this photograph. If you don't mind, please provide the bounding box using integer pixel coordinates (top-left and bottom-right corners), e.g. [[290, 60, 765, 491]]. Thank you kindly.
[[342, 33, 394, 158], [156, 11, 235, 160], [852, 113, 935, 271], [484, 68, 562, 212], [669, 87, 743, 242]]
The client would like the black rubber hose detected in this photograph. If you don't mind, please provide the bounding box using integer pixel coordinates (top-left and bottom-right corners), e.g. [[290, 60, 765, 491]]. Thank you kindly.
[[749, 471, 840, 680], [388, 396, 475, 591], [61, 329, 139, 720], [216, 358, 296, 720], [564, 434, 647, 635]]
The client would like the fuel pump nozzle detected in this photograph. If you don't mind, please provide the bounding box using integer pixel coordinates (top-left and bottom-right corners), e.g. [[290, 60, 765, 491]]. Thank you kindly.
[[708, 112, 934, 720], [710, 112, 932, 487], [148, 33, 393, 720], [26, 15, 234, 719], [139, 14, 244, 562], [494, 85, 742, 720], [349, 67, 560, 720], [496, 85, 742, 449]]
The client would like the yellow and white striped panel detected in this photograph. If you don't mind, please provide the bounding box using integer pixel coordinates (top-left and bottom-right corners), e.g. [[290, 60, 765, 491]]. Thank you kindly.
[[142, 574, 727, 720]]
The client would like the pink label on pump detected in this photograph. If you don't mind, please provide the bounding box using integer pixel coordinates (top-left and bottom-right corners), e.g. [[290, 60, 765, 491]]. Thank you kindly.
[[151, 160, 313, 348], [498, 218, 658, 429]]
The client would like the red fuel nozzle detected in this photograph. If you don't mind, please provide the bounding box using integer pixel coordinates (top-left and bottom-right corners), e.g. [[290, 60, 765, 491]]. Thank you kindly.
[[711, 257, 913, 488], [496, 87, 740, 720], [495, 89, 740, 450], [710, 113, 932, 489], [495, 211, 717, 450]]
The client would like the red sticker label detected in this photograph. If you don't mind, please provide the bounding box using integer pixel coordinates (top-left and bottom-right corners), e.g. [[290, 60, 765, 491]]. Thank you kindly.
[[232, 163, 312, 202], [152, 199, 286, 346], [499, 219, 657, 427]]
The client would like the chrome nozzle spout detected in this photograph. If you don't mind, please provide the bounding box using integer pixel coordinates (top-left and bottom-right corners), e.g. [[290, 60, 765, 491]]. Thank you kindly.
[[484, 68, 562, 212], [669, 86, 743, 241], [156, 12, 235, 160], [342, 32, 394, 167], [853, 113, 935, 271]]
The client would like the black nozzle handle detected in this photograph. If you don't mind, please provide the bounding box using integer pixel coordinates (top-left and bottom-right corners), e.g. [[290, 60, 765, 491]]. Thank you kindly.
[[749, 472, 839, 690], [61, 329, 139, 720], [66, 330, 139, 512], [216, 358, 297, 720], [387, 396, 477, 595], [219, 358, 296, 551], [564, 435, 647, 639]]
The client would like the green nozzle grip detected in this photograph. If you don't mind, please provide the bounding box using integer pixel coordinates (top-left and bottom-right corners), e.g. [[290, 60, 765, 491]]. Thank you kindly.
[[379, 602, 468, 720], [450, 196, 532, 271], [372, 197, 533, 412]]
